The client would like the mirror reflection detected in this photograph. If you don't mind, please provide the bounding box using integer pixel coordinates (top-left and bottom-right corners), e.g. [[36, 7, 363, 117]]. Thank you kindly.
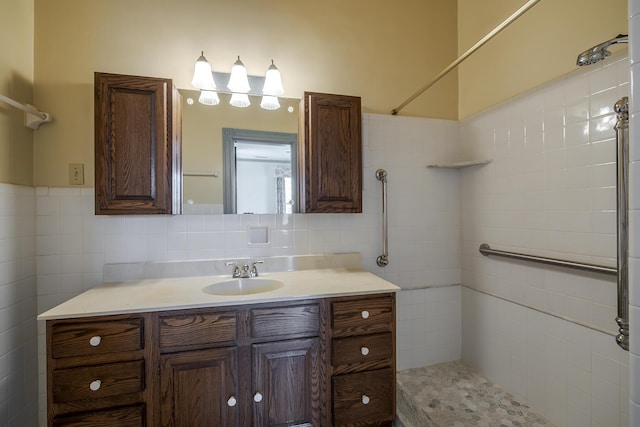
[[180, 90, 300, 214]]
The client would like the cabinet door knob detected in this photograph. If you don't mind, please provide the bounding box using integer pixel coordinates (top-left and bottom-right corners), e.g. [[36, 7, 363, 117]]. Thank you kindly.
[[89, 336, 102, 347], [227, 396, 237, 407], [360, 346, 370, 356], [89, 380, 102, 391], [361, 310, 370, 319], [253, 392, 263, 403], [361, 394, 370, 405]]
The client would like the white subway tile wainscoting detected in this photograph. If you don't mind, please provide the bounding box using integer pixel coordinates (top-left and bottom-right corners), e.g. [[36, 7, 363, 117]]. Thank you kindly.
[[0, 184, 37, 427]]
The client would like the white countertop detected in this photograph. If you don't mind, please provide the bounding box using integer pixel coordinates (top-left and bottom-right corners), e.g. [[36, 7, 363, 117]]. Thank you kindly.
[[38, 268, 400, 320]]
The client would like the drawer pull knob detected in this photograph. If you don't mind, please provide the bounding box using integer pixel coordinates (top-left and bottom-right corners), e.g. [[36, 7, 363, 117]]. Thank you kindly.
[[89, 380, 102, 391], [254, 392, 263, 403], [227, 396, 237, 407], [361, 346, 370, 356], [89, 336, 102, 347], [361, 310, 370, 319], [362, 394, 370, 405]]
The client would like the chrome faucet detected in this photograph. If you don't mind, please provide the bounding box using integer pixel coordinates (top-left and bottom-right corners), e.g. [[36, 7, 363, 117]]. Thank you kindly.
[[226, 261, 263, 278]]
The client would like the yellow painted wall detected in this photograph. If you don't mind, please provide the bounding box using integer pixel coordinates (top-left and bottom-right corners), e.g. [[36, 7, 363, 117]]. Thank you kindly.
[[458, 0, 628, 119], [32, 1, 629, 186], [33, 0, 458, 187], [1, 0, 34, 185]]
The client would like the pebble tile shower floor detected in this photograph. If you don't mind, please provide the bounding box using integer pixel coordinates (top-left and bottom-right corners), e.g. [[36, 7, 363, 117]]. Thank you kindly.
[[395, 361, 553, 427]]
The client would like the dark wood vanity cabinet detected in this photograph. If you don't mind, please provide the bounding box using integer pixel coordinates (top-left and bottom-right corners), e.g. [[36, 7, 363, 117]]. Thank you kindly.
[[157, 302, 322, 427], [46, 294, 395, 426], [300, 92, 362, 213], [94, 72, 182, 215]]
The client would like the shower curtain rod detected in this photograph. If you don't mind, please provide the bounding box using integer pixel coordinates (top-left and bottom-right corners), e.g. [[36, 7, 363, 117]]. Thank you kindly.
[[0, 94, 52, 129], [391, 0, 542, 116]]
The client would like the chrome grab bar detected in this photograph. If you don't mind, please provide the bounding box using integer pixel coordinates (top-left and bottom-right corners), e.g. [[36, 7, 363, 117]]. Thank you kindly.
[[479, 244, 617, 275], [614, 96, 629, 351], [376, 169, 389, 267]]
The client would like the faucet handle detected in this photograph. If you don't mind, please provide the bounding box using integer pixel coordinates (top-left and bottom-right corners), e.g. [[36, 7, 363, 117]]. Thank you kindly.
[[251, 260, 264, 277], [225, 262, 242, 278]]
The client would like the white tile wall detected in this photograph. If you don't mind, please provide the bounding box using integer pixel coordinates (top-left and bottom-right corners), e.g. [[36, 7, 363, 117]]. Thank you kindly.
[[0, 183, 37, 427], [35, 113, 463, 424], [396, 285, 461, 370], [460, 52, 629, 335], [628, 1, 640, 426], [459, 52, 631, 426], [463, 288, 629, 427]]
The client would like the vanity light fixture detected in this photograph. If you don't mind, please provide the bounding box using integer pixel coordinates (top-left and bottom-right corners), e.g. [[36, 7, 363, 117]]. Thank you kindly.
[[191, 53, 285, 109]]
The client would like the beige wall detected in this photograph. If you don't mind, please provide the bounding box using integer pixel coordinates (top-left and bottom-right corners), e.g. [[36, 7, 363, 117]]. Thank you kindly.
[[458, 0, 628, 119], [33, 0, 458, 187], [1, 0, 34, 185]]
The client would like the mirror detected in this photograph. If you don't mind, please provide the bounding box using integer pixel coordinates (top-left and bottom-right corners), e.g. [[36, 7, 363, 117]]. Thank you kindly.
[[180, 89, 300, 214]]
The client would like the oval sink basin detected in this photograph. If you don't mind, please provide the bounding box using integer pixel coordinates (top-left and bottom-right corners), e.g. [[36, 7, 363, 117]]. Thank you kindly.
[[202, 278, 285, 296]]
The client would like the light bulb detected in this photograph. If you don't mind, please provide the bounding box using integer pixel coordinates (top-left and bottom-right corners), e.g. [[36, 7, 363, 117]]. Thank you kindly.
[[262, 60, 284, 96], [227, 56, 251, 93], [198, 90, 220, 106], [229, 93, 250, 108], [260, 96, 280, 110], [191, 51, 216, 90]]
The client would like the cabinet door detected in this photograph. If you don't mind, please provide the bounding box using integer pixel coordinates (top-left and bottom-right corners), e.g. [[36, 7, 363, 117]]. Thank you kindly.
[[252, 338, 320, 427], [300, 92, 362, 213], [160, 347, 238, 427], [95, 72, 180, 215]]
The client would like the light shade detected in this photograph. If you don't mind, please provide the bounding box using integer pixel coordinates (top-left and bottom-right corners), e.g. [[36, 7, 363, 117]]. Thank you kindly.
[[198, 90, 220, 106], [191, 51, 216, 90], [262, 60, 284, 96], [229, 93, 251, 108], [260, 95, 280, 110], [227, 56, 251, 93]]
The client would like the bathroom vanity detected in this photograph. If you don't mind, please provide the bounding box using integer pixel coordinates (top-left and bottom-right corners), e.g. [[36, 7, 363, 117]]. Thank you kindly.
[[40, 260, 398, 426]]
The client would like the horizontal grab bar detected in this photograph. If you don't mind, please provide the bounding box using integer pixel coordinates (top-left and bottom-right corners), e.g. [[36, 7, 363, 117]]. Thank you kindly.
[[479, 244, 617, 275]]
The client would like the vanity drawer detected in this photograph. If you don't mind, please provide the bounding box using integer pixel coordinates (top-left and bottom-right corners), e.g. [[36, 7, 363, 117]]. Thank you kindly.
[[250, 303, 319, 338], [52, 404, 145, 427], [331, 295, 394, 337], [332, 368, 394, 426], [52, 360, 145, 403], [332, 332, 393, 369], [51, 318, 144, 359], [159, 310, 237, 350]]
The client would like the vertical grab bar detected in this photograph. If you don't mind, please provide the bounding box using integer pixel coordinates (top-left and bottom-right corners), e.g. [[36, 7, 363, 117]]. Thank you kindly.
[[615, 97, 629, 351], [376, 169, 389, 267]]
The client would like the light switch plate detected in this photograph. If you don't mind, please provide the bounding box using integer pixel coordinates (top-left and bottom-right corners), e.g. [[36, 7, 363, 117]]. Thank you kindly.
[[69, 163, 84, 185]]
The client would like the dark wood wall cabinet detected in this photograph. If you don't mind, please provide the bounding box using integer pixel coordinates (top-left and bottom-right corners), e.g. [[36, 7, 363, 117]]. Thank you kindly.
[[300, 92, 362, 213], [94, 73, 182, 215], [46, 294, 395, 426]]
